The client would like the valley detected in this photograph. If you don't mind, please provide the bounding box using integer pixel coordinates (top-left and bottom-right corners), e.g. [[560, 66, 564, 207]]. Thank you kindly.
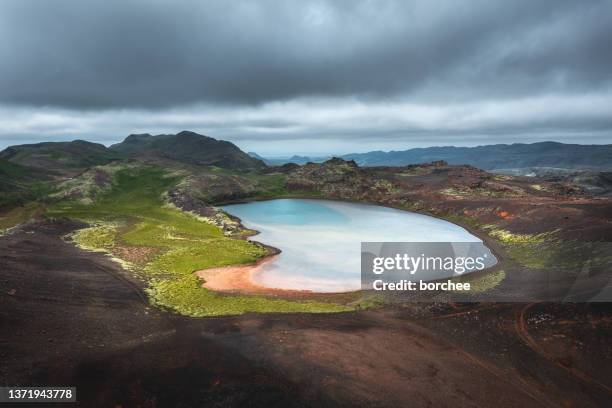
[[1, 131, 611, 406]]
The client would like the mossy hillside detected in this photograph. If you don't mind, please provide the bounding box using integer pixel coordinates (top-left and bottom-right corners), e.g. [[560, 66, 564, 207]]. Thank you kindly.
[[479, 226, 559, 269], [50, 166, 352, 316], [178, 168, 291, 204], [0, 202, 44, 234], [51, 163, 140, 204], [0, 158, 54, 213], [0, 140, 120, 170], [0, 158, 31, 179], [480, 226, 610, 273], [242, 172, 288, 199]]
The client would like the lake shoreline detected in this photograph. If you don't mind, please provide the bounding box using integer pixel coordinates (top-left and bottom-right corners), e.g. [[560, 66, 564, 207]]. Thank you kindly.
[[196, 245, 359, 298], [196, 198, 504, 296]]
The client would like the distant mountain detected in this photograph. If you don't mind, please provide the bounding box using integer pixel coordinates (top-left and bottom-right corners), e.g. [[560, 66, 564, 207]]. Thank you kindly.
[[0, 140, 120, 173], [283, 155, 326, 165], [247, 152, 266, 161], [341, 142, 612, 170], [247, 152, 327, 166], [111, 131, 265, 170]]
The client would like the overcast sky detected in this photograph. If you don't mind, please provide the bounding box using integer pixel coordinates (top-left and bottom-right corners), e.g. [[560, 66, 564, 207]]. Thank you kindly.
[[1, 0, 611, 155]]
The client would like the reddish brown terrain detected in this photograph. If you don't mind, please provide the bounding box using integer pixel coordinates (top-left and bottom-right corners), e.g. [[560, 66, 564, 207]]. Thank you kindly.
[[1, 220, 611, 407], [1, 159, 611, 407]]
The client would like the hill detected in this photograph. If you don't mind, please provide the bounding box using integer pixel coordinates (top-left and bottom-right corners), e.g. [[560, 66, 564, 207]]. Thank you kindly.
[[111, 131, 265, 170], [341, 142, 612, 170], [0, 140, 120, 174], [0, 158, 49, 208]]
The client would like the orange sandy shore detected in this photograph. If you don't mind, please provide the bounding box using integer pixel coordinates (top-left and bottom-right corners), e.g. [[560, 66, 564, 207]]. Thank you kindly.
[[195, 255, 314, 297]]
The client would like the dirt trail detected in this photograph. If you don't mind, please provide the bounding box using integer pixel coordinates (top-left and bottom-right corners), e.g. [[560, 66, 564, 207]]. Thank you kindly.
[[516, 302, 612, 397]]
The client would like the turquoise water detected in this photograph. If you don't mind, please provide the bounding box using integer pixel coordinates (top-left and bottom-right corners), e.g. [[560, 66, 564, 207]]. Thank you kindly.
[[222, 199, 486, 292]]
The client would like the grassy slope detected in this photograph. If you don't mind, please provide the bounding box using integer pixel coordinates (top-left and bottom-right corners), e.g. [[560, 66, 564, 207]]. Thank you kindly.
[[48, 166, 351, 316], [0, 159, 52, 230], [1, 140, 121, 170], [0, 202, 44, 232]]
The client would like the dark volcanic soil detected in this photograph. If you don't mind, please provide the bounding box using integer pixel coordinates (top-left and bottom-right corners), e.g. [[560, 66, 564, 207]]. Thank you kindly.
[[1, 220, 611, 407]]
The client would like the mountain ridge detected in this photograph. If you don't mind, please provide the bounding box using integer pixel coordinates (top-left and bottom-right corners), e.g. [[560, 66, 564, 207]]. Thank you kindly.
[[341, 141, 612, 170], [0, 140, 120, 173], [250, 141, 612, 170], [111, 130, 265, 170], [0, 131, 266, 173]]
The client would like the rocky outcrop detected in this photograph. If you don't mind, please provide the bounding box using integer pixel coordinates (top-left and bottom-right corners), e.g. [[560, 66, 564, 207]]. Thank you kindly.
[[280, 158, 601, 240], [286, 158, 366, 199]]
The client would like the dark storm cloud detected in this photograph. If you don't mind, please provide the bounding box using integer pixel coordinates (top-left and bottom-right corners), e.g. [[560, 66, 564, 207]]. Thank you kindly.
[[1, 0, 611, 109], [0, 0, 611, 154]]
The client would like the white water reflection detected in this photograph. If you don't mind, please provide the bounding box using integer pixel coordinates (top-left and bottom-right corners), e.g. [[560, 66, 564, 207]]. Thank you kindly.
[[223, 199, 485, 292]]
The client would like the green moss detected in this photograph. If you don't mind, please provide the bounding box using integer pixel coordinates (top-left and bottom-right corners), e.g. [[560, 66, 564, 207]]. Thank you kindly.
[[148, 239, 266, 276], [452, 270, 506, 293], [485, 228, 556, 244], [249, 173, 289, 198], [481, 226, 610, 273], [71, 223, 118, 251], [481, 227, 557, 269], [442, 212, 480, 227], [148, 275, 352, 317], [349, 293, 386, 310], [0, 202, 43, 233], [50, 165, 352, 316]]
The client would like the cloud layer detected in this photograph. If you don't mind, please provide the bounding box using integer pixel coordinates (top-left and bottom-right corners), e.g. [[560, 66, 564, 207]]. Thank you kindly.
[[0, 0, 611, 153]]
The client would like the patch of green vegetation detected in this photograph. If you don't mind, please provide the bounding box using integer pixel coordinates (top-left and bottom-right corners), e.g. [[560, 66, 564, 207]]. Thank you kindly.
[[49, 166, 179, 220], [0, 158, 55, 209], [481, 226, 559, 269], [70, 223, 118, 251], [484, 227, 556, 244], [452, 270, 506, 293], [0, 158, 31, 179], [51, 163, 136, 204], [218, 170, 291, 199], [348, 293, 387, 309], [0, 202, 43, 233], [53, 165, 352, 316], [147, 239, 265, 277], [523, 240, 612, 273], [427, 211, 480, 229], [148, 275, 351, 317], [480, 226, 610, 273], [248, 173, 289, 198]]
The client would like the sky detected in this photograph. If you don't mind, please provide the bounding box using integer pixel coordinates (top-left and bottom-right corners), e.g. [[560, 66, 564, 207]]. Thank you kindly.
[[1, 0, 611, 156]]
